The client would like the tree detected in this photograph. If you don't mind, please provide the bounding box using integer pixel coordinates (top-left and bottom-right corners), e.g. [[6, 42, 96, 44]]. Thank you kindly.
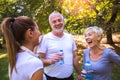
[[58, 0, 120, 45], [1, 0, 120, 45], [105, 0, 120, 44], [0, 0, 44, 45]]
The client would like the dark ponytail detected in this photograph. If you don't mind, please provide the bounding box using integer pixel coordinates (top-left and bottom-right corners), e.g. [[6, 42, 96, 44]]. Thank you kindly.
[[1, 16, 36, 76]]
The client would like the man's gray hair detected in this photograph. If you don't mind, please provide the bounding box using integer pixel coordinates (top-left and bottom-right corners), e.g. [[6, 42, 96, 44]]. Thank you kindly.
[[48, 11, 64, 24]]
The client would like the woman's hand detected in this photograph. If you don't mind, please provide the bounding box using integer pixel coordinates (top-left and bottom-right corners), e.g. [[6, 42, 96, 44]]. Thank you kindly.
[[77, 74, 82, 80]]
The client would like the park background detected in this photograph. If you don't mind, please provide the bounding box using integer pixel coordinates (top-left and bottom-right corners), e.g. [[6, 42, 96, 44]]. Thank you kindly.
[[0, 0, 120, 80]]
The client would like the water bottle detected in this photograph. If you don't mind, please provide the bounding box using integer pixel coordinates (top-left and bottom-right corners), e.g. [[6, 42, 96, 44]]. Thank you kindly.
[[58, 49, 64, 65], [84, 61, 93, 80]]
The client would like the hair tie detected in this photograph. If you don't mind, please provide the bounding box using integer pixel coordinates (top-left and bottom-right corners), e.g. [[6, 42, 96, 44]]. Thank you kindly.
[[10, 18, 15, 23], [10, 18, 15, 34]]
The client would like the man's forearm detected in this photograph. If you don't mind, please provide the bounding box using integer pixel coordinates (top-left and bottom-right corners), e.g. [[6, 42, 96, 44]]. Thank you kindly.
[[41, 58, 52, 67], [73, 56, 81, 74]]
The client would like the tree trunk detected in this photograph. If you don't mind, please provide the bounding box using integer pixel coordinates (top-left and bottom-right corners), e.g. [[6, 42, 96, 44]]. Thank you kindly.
[[106, 28, 114, 44], [106, 0, 119, 45]]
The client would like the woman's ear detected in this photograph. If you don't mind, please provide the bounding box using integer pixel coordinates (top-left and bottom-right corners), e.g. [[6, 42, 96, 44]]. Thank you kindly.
[[98, 35, 102, 41], [26, 29, 33, 38]]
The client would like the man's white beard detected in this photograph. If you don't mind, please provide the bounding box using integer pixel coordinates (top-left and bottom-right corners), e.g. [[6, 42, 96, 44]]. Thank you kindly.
[[53, 27, 64, 33]]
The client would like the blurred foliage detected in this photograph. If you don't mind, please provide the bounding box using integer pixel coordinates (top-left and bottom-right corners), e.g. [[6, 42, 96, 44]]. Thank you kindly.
[[0, 0, 120, 34], [60, 0, 120, 34], [0, 0, 120, 80]]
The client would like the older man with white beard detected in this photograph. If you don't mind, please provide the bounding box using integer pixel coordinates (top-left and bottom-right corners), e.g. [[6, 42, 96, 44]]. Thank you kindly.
[[37, 11, 82, 80]]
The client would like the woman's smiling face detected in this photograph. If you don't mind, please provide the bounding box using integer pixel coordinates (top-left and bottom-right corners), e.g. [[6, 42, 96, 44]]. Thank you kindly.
[[84, 29, 100, 48]]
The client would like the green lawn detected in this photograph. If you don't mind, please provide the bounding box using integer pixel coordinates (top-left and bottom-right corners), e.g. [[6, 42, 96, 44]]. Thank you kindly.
[[0, 49, 120, 80], [0, 49, 9, 80]]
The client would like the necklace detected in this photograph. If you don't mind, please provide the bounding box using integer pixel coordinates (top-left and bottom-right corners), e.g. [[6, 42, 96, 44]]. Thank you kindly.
[[90, 51, 103, 61]]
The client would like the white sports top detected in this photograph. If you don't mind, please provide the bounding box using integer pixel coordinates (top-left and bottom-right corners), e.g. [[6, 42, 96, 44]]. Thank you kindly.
[[9, 46, 46, 80]]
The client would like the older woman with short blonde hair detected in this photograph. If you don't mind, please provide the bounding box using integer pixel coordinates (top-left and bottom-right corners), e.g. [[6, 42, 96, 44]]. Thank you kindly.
[[82, 26, 120, 80]]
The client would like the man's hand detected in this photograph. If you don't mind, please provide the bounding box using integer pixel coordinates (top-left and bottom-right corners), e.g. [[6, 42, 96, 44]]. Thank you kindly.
[[47, 54, 63, 64]]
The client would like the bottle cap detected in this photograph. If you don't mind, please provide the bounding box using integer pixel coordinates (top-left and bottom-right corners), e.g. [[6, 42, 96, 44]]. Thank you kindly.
[[86, 61, 90, 63], [60, 50, 63, 52]]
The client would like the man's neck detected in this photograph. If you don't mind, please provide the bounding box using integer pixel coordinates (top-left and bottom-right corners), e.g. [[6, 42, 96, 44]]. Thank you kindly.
[[52, 31, 64, 38]]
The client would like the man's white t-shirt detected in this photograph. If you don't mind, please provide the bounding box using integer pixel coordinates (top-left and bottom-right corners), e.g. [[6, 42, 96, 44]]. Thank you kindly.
[[38, 32, 77, 78]]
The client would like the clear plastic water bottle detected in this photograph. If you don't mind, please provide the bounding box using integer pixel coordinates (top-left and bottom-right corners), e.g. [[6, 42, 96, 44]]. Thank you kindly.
[[84, 61, 93, 80], [58, 49, 64, 65]]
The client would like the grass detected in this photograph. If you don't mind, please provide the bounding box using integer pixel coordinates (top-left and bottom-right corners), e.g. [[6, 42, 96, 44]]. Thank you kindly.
[[0, 49, 9, 80], [111, 64, 120, 80]]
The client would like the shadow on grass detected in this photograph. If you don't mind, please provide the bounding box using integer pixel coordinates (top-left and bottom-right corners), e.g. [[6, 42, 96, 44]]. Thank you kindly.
[[111, 64, 120, 80], [0, 49, 9, 80]]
